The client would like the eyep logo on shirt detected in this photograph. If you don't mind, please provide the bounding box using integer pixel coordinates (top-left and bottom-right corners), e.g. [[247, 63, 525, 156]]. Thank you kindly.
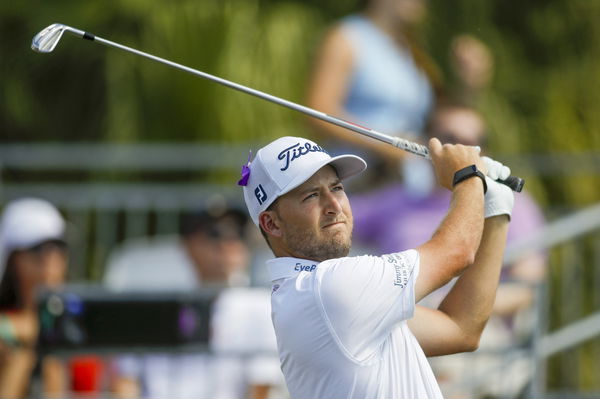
[[294, 263, 316, 273]]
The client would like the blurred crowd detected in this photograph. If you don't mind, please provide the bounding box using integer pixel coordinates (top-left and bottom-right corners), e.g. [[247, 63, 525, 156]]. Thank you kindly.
[[1, 0, 547, 398], [0, 198, 284, 399]]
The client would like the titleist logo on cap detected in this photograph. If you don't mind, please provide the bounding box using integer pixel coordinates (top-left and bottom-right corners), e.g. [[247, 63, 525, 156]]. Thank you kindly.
[[278, 142, 328, 171]]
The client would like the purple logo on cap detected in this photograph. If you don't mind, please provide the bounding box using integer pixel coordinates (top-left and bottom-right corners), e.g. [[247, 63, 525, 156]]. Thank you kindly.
[[237, 151, 252, 186], [278, 142, 328, 171]]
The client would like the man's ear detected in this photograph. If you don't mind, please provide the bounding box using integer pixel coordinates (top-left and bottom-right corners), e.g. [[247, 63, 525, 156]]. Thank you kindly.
[[259, 211, 282, 238]]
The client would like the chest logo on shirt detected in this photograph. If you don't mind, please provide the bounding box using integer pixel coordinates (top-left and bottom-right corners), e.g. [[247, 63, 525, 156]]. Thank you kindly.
[[383, 253, 411, 288], [294, 263, 317, 273]]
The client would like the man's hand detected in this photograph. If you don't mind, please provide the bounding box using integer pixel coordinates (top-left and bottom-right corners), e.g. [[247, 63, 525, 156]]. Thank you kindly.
[[481, 156, 515, 219], [428, 138, 487, 190], [484, 178, 514, 219], [482, 156, 511, 181]]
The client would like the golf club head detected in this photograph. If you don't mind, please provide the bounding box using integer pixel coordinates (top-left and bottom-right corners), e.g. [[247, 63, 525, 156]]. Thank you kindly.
[[32, 23, 69, 53]]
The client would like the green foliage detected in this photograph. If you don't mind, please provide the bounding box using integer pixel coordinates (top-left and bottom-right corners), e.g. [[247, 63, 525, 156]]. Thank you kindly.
[[429, 0, 600, 209], [3, 0, 598, 165], [211, 1, 323, 143], [100, 0, 325, 144]]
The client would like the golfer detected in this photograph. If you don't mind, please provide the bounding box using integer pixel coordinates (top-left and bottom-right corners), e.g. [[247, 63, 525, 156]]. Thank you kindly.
[[238, 136, 513, 398]]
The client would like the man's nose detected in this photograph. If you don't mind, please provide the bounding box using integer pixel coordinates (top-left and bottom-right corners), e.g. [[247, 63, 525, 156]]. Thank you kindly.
[[322, 191, 342, 214]]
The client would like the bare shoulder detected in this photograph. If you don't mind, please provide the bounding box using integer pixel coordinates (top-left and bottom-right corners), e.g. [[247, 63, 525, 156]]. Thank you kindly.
[[318, 23, 354, 60]]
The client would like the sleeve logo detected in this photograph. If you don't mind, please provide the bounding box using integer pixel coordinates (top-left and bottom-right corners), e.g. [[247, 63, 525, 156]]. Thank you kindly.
[[382, 253, 412, 288]]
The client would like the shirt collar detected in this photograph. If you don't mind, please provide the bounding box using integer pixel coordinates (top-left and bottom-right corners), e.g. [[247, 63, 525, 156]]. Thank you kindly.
[[267, 257, 321, 282]]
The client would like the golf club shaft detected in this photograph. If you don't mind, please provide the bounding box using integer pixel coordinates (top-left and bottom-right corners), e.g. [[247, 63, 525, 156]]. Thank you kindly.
[[46, 26, 525, 192]]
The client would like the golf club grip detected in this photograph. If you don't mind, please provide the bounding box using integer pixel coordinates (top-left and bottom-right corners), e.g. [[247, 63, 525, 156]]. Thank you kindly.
[[385, 132, 525, 193], [497, 175, 524, 193]]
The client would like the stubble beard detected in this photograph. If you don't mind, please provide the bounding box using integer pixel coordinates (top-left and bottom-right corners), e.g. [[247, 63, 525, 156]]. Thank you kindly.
[[282, 221, 352, 262]]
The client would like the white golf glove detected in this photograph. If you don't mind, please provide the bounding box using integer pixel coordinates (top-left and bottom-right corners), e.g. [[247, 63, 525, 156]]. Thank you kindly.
[[482, 156, 511, 181], [481, 156, 514, 219], [484, 176, 514, 219]]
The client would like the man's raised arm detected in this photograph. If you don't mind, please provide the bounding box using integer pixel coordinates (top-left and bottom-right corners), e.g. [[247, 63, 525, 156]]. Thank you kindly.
[[410, 159, 514, 356], [413, 138, 488, 302]]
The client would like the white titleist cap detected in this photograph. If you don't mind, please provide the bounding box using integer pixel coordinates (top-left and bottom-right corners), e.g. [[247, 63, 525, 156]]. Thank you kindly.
[[238, 136, 367, 225], [0, 198, 66, 281]]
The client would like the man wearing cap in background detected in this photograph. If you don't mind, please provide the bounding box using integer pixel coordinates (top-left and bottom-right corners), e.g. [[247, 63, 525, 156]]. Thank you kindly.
[[0, 198, 69, 399], [104, 207, 252, 291], [239, 136, 514, 398], [103, 207, 285, 399]]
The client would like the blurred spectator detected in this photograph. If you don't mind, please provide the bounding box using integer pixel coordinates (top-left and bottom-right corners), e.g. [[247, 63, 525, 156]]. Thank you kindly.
[[0, 198, 69, 399], [450, 34, 495, 103], [305, 0, 494, 186], [306, 0, 438, 168], [105, 208, 251, 291], [351, 101, 547, 397], [103, 206, 285, 399]]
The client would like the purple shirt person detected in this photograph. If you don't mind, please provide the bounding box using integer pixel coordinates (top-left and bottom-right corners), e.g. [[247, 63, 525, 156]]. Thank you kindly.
[[352, 102, 547, 319], [352, 186, 544, 257]]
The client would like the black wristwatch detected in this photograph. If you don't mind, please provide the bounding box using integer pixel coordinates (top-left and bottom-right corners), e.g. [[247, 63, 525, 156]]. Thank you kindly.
[[452, 165, 487, 193]]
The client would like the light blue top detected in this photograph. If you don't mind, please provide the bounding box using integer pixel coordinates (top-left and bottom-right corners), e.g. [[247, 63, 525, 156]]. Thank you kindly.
[[340, 15, 434, 138]]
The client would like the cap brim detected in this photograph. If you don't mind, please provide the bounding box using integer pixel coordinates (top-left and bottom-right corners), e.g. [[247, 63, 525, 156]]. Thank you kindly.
[[278, 154, 367, 198]]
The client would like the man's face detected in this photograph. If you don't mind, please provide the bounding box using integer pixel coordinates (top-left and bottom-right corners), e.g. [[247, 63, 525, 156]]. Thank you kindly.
[[13, 241, 68, 301], [430, 108, 485, 147], [185, 215, 249, 284], [270, 165, 353, 262]]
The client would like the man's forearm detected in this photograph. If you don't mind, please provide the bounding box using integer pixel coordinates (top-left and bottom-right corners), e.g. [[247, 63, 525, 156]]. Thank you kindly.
[[416, 178, 485, 301], [437, 215, 510, 343]]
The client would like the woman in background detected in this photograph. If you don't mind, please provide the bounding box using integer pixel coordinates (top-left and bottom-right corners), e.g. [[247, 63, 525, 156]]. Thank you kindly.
[[0, 198, 69, 399], [307, 0, 439, 162], [306, 0, 492, 185]]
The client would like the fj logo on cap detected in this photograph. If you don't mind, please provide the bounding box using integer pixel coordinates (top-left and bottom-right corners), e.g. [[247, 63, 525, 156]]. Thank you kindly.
[[255, 184, 267, 205], [278, 142, 328, 171]]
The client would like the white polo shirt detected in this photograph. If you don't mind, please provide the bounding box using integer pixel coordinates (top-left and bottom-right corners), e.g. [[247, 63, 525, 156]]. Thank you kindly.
[[268, 250, 443, 399]]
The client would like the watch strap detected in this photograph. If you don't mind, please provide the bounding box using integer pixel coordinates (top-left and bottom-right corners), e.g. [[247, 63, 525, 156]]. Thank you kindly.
[[452, 165, 487, 193]]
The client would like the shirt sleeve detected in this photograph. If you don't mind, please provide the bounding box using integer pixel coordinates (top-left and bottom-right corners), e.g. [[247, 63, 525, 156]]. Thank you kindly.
[[316, 249, 419, 362]]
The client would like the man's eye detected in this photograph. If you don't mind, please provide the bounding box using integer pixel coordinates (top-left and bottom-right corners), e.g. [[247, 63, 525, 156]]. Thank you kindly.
[[303, 193, 318, 201], [332, 185, 344, 191]]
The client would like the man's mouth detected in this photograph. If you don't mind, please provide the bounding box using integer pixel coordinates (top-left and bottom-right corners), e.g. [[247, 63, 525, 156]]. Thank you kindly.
[[322, 220, 345, 229]]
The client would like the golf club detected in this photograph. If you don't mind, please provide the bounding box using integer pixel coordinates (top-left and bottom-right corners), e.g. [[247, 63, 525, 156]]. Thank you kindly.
[[32, 23, 524, 192]]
